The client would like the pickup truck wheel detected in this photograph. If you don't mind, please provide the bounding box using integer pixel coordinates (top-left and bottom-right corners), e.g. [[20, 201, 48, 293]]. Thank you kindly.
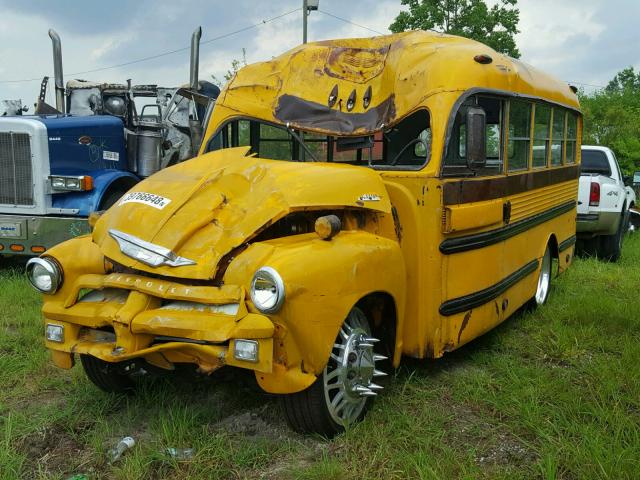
[[597, 214, 625, 262], [80, 354, 135, 393], [281, 307, 387, 437]]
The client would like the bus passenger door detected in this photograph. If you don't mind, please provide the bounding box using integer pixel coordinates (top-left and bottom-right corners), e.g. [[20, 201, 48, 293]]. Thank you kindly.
[[438, 95, 508, 353]]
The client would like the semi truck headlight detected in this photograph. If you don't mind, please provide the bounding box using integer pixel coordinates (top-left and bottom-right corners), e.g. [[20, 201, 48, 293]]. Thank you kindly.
[[26, 257, 63, 294], [250, 267, 285, 314], [49, 175, 93, 192]]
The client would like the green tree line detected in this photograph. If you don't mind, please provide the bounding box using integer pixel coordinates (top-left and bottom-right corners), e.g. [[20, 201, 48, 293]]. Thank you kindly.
[[579, 67, 640, 175]]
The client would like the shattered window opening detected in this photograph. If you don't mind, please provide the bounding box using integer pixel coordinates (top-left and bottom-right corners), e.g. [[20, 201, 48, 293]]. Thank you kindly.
[[206, 109, 431, 169]]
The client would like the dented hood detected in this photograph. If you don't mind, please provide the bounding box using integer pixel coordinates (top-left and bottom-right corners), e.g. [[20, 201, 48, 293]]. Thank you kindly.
[[93, 147, 391, 280]]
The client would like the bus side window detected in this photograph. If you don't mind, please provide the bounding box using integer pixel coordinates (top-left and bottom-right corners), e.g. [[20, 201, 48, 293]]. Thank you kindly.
[[565, 112, 578, 164], [551, 108, 565, 166], [507, 100, 531, 171], [532, 104, 551, 167]]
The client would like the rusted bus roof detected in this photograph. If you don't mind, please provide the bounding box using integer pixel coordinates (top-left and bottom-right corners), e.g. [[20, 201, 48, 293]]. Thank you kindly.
[[205, 31, 580, 140]]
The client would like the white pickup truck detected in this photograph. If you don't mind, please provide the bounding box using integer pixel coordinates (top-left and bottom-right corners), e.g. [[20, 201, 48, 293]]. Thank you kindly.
[[577, 145, 636, 261]]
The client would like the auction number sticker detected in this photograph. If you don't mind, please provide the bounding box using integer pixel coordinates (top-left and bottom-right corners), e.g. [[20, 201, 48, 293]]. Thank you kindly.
[[103, 150, 120, 161], [119, 192, 171, 210]]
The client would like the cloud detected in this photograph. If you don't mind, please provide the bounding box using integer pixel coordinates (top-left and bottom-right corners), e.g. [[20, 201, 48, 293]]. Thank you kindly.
[[2, 0, 640, 107]]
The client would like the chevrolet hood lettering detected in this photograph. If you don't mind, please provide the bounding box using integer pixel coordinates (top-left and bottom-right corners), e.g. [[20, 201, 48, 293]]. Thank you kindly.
[[93, 147, 391, 279]]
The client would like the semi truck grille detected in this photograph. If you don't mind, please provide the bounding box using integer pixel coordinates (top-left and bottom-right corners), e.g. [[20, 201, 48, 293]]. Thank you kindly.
[[0, 132, 33, 206]]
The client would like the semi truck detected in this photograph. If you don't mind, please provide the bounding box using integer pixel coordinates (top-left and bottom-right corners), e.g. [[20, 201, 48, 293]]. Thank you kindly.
[[0, 28, 218, 256]]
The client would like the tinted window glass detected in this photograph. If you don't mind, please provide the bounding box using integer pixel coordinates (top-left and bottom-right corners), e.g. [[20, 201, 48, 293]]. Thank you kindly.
[[533, 104, 551, 168], [507, 100, 531, 171], [551, 109, 565, 166], [581, 150, 611, 176]]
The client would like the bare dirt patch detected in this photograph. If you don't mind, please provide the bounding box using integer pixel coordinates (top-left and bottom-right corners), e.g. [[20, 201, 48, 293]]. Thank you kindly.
[[17, 421, 95, 476], [442, 396, 537, 469], [212, 403, 327, 479]]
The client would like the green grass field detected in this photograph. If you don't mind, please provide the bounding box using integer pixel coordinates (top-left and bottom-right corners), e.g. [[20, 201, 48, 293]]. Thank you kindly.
[[1, 236, 639, 479]]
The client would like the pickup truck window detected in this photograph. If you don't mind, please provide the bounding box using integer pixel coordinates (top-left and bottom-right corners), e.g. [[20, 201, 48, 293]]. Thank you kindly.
[[581, 150, 612, 176]]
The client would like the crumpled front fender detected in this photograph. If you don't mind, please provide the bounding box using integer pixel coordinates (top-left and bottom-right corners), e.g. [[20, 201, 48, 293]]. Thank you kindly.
[[224, 230, 406, 393]]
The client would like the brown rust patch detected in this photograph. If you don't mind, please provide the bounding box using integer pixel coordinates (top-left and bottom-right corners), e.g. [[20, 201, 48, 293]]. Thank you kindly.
[[324, 46, 390, 83], [442, 165, 579, 205], [457, 311, 472, 343]]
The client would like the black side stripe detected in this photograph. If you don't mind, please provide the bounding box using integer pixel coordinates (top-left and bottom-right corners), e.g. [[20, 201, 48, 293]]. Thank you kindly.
[[559, 235, 577, 252], [439, 259, 539, 316], [440, 200, 576, 254]]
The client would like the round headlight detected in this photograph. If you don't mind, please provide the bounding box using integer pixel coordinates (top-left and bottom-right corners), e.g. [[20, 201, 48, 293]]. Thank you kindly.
[[26, 257, 63, 294], [250, 267, 285, 314]]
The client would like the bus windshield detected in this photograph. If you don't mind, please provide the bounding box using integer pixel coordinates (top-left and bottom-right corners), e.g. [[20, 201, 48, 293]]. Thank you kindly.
[[206, 109, 431, 169]]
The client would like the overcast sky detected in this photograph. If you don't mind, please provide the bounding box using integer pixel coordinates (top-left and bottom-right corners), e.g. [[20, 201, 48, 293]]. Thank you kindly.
[[1, 0, 638, 110]]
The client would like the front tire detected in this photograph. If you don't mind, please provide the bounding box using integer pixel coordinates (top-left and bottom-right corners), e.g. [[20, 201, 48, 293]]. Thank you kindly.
[[80, 354, 135, 393], [281, 307, 387, 437]]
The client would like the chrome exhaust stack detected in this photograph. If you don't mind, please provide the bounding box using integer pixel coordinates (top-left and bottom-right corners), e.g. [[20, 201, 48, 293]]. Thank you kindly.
[[190, 26, 202, 91], [48, 29, 65, 114]]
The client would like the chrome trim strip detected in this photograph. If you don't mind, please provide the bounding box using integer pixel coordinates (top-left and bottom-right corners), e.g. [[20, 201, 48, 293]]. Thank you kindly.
[[109, 228, 196, 267]]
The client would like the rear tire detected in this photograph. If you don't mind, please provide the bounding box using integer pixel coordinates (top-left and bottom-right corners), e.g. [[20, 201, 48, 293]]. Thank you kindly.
[[597, 214, 625, 262], [527, 244, 552, 310], [281, 307, 388, 438], [80, 354, 135, 393]]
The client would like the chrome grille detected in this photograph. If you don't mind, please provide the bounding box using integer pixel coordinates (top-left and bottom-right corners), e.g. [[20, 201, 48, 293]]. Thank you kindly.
[[0, 132, 33, 206]]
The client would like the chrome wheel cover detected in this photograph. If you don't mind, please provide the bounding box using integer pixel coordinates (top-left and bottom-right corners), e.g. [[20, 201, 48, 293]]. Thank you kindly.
[[535, 247, 552, 305], [323, 309, 386, 426]]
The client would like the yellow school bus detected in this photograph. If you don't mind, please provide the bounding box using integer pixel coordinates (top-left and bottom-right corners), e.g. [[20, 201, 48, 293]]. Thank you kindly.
[[27, 31, 580, 437]]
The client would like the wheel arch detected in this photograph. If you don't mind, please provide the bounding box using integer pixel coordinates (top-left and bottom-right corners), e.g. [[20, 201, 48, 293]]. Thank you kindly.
[[547, 233, 559, 260], [355, 291, 401, 367], [545, 233, 560, 276], [97, 174, 139, 210]]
